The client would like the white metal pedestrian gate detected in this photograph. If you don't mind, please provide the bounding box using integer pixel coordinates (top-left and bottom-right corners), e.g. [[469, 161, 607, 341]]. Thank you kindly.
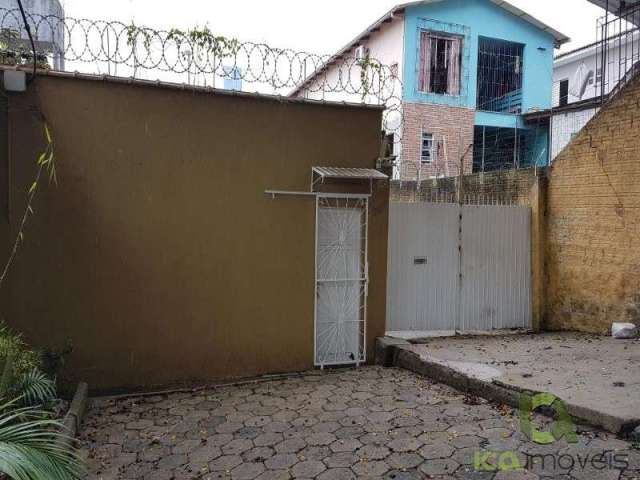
[[315, 195, 368, 367], [386, 202, 531, 335]]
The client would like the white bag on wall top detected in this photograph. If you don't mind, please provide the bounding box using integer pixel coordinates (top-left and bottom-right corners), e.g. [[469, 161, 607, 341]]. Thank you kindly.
[[612, 323, 638, 339]]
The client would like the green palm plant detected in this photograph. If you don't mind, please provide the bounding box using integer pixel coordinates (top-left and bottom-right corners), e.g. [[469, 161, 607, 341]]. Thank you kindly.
[[0, 405, 85, 480], [0, 327, 85, 480]]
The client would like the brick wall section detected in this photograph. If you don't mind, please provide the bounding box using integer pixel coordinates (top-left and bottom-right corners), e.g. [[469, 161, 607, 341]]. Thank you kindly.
[[391, 167, 542, 206], [546, 73, 640, 333], [400, 101, 475, 181]]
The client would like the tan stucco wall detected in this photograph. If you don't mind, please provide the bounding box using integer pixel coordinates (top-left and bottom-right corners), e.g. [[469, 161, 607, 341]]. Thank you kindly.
[[1, 75, 388, 393]]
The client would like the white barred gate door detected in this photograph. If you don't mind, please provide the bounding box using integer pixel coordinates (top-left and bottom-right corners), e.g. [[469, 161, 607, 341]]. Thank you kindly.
[[315, 195, 368, 367], [386, 201, 532, 335]]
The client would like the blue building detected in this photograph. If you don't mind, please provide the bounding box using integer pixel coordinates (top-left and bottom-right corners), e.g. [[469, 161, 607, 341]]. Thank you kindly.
[[222, 65, 243, 91], [293, 0, 569, 180]]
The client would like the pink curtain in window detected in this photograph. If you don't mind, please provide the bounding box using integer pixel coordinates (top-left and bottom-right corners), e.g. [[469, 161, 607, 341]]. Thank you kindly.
[[418, 32, 432, 92], [447, 37, 461, 95]]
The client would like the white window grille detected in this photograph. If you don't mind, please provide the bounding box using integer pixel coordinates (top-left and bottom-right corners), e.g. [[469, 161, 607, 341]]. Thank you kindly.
[[421, 132, 435, 164]]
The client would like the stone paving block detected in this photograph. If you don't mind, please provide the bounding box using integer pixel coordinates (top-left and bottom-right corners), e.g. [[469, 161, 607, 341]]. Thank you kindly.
[[254, 432, 285, 447], [231, 461, 266, 480], [209, 454, 243, 472], [324, 451, 358, 468], [451, 435, 484, 449], [317, 467, 355, 480], [299, 446, 331, 461], [242, 446, 274, 463], [312, 421, 341, 433], [275, 437, 307, 454], [357, 444, 390, 461], [419, 442, 455, 460], [383, 469, 423, 479], [79, 367, 637, 480], [264, 453, 299, 470], [255, 470, 291, 480], [222, 438, 254, 455], [388, 437, 423, 453], [351, 459, 389, 477], [291, 459, 326, 477], [157, 453, 187, 469], [386, 452, 423, 470], [189, 443, 222, 464], [330, 438, 362, 453], [419, 457, 460, 476], [306, 432, 336, 446]]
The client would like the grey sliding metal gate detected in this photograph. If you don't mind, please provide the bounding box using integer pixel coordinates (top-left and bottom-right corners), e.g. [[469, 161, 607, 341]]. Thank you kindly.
[[386, 202, 531, 336]]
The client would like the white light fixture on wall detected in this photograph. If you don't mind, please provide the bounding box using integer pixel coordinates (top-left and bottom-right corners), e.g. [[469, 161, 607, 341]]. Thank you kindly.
[[2, 70, 27, 92]]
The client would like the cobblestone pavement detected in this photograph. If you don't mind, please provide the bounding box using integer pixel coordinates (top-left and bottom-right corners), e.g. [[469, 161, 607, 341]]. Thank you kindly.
[[79, 367, 639, 480]]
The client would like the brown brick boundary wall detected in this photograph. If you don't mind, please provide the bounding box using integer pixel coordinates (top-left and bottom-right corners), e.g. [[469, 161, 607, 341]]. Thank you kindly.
[[391, 168, 542, 206], [545, 74, 640, 334]]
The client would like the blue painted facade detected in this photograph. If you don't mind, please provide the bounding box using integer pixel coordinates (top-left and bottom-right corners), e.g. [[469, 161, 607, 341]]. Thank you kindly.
[[402, 0, 555, 155], [223, 66, 243, 91]]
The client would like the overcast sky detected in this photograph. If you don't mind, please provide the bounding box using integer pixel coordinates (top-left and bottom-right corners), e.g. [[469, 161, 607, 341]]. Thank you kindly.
[[56, 0, 606, 56]]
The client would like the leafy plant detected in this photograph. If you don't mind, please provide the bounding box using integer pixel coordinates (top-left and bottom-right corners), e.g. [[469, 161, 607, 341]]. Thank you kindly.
[[0, 325, 42, 377], [125, 22, 153, 50], [0, 329, 84, 479], [167, 26, 240, 58], [0, 325, 54, 409], [126, 23, 239, 60], [0, 122, 55, 289], [0, 404, 84, 480], [358, 51, 382, 100], [0, 28, 50, 69]]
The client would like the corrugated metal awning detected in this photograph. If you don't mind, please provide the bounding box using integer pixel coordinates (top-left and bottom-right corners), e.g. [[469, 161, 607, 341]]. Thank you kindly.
[[312, 167, 388, 180]]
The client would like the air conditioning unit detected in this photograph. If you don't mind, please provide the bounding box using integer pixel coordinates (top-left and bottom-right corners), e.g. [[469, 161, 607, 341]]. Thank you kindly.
[[355, 45, 369, 62]]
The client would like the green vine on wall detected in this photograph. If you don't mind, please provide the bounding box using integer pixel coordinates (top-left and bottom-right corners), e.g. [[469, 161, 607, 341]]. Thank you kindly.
[[358, 52, 381, 101], [125, 23, 153, 50], [168, 26, 240, 58], [0, 122, 55, 288], [126, 23, 240, 59]]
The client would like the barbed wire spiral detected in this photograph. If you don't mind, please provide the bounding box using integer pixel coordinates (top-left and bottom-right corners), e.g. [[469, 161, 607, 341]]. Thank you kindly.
[[0, 8, 404, 145], [0, 8, 547, 182]]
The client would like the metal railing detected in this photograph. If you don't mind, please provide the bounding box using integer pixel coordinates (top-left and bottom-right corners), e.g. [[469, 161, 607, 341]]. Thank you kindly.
[[596, 3, 640, 103]]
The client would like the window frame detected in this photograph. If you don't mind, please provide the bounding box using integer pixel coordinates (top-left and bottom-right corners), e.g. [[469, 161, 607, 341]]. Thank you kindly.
[[418, 30, 463, 97], [420, 131, 436, 165], [559, 78, 569, 107]]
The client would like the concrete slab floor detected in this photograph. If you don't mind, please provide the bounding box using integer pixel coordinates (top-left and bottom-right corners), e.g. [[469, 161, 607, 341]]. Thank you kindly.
[[78, 366, 640, 480], [404, 333, 640, 435]]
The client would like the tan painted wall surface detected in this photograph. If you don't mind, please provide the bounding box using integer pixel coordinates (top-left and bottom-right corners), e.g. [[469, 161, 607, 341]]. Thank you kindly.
[[2, 75, 388, 392], [546, 74, 640, 333]]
